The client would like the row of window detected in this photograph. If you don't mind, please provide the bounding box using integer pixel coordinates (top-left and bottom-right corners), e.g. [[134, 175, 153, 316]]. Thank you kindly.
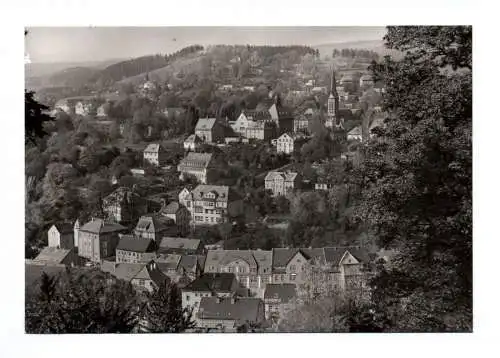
[[194, 216, 224, 223]]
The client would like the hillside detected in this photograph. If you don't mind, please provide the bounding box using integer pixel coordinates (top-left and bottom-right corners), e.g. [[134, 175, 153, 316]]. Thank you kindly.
[[314, 39, 403, 59]]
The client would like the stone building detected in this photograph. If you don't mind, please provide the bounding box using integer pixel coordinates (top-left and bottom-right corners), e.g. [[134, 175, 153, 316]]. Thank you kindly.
[[178, 185, 243, 226], [77, 218, 126, 263]]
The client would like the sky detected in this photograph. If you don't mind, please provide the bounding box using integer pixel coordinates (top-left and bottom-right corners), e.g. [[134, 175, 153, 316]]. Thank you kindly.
[[25, 27, 386, 64]]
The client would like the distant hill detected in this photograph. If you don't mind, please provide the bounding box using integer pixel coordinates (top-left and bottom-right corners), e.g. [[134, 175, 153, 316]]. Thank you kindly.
[[25, 58, 124, 90], [314, 39, 403, 59]]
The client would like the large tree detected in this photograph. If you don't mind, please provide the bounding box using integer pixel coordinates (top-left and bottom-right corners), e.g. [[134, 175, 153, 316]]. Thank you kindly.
[[141, 283, 195, 333], [26, 270, 141, 333], [355, 26, 472, 332]]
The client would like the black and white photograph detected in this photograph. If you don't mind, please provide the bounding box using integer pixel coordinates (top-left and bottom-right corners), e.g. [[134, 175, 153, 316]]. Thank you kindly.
[[22, 24, 473, 335]]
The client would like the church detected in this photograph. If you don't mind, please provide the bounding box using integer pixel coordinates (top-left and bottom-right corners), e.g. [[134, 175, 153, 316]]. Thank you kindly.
[[325, 66, 346, 140]]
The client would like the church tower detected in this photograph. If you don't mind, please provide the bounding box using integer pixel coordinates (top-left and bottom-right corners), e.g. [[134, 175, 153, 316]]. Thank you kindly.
[[73, 219, 80, 248], [327, 66, 339, 119]]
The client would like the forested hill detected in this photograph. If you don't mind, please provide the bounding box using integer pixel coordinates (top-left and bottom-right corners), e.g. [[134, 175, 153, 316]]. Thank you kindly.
[[91, 45, 205, 85]]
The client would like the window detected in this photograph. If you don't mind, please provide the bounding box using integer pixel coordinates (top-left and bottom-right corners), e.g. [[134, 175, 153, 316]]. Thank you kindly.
[[139, 279, 145, 286], [186, 295, 190, 301], [290, 274, 296, 281], [186, 201, 191, 207], [290, 265, 296, 272]]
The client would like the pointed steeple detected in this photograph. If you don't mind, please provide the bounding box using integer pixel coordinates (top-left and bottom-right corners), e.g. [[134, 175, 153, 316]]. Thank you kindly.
[[330, 65, 338, 98], [327, 65, 339, 119]]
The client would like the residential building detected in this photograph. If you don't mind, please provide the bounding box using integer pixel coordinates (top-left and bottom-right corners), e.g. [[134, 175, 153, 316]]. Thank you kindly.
[[31, 247, 80, 267], [181, 273, 241, 318], [263, 283, 297, 321], [359, 74, 374, 87], [178, 185, 244, 226], [75, 101, 93, 116], [205, 240, 224, 251], [177, 152, 215, 184], [347, 126, 363, 141], [204, 250, 273, 297], [160, 201, 190, 236], [315, 183, 332, 191], [271, 248, 323, 294], [276, 133, 307, 154], [196, 297, 265, 331], [268, 102, 294, 135], [77, 218, 126, 262], [47, 223, 74, 249], [102, 187, 148, 224], [134, 215, 175, 244], [115, 235, 156, 264], [54, 99, 71, 114], [96, 104, 107, 117], [143, 143, 167, 167], [229, 110, 275, 140], [103, 260, 170, 293], [340, 74, 354, 86], [195, 118, 224, 143], [158, 237, 203, 255], [183, 134, 203, 152], [245, 121, 276, 141], [156, 253, 204, 285], [264, 171, 301, 197], [271, 247, 372, 298]]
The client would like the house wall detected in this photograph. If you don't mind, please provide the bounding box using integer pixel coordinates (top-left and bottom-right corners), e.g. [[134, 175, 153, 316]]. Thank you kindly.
[[116, 249, 156, 264], [131, 278, 155, 292]]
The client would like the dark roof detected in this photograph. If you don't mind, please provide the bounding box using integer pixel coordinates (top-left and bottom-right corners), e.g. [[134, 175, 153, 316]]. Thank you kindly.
[[179, 255, 199, 272], [116, 236, 155, 253], [323, 246, 370, 266], [264, 283, 297, 303], [183, 273, 236, 292], [272, 248, 311, 268], [198, 297, 263, 323], [52, 222, 73, 234], [32, 247, 73, 264], [80, 218, 126, 234], [162, 201, 181, 215], [159, 237, 201, 251]]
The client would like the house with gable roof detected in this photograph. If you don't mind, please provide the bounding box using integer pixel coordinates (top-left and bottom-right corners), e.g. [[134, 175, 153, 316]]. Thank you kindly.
[[347, 125, 363, 141], [155, 253, 204, 286], [264, 171, 301, 197], [204, 250, 273, 296], [77, 218, 127, 262], [103, 260, 170, 293], [31, 247, 80, 267], [115, 235, 156, 263], [143, 143, 167, 167], [183, 134, 203, 152], [181, 272, 241, 318], [177, 152, 215, 184], [263, 283, 297, 321], [134, 214, 175, 244], [230, 110, 276, 141], [197, 296, 265, 331], [47, 222, 74, 249], [102, 186, 148, 224], [276, 133, 307, 154], [178, 184, 243, 226], [195, 117, 224, 144], [160, 201, 190, 235]]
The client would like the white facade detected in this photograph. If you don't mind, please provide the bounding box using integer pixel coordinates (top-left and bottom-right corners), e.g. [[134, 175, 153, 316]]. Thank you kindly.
[[276, 133, 295, 154]]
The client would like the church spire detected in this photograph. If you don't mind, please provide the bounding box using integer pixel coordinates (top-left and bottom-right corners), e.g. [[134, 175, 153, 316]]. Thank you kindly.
[[330, 65, 338, 98]]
